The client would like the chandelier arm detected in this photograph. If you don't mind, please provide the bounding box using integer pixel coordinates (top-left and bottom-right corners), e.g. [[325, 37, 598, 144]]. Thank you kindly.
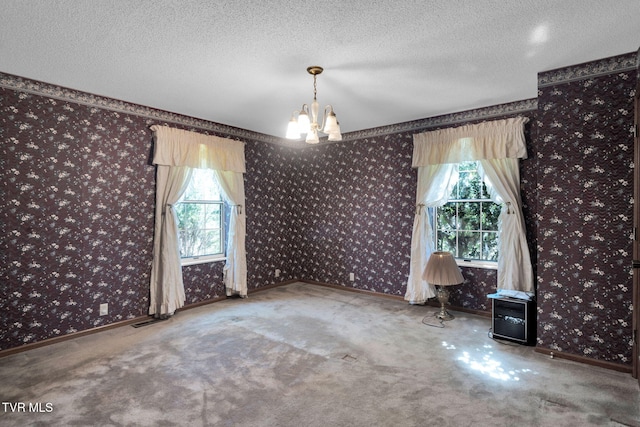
[[318, 105, 333, 133]]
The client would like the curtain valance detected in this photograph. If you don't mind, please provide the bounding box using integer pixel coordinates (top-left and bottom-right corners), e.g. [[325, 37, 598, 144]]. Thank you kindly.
[[151, 125, 246, 173], [412, 117, 529, 168], [148, 125, 248, 316]]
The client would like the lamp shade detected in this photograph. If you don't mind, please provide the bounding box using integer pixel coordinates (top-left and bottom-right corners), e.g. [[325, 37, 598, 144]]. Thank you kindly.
[[323, 109, 339, 133], [305, 128, 319, 144], [298, 109, 310, 134], [422, 251, 464, 286]]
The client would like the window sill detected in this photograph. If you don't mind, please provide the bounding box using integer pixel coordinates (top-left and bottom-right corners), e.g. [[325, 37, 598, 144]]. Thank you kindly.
[[456, 259, 498, 270], [181, 256, 226, 266]]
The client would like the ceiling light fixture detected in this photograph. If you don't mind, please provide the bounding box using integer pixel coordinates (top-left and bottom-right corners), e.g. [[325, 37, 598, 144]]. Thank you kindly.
[[286, 66, 342, 144]]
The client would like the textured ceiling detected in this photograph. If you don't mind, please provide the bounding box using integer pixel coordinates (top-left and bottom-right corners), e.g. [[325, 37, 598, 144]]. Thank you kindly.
[[1, 1, 639, 138]]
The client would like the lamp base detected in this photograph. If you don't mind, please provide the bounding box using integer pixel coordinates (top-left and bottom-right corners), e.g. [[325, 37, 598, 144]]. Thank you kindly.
[[435, 286, 454, 321]]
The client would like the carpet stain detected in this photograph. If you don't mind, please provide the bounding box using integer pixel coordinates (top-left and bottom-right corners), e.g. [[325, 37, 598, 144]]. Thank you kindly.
[[341, 354, 358, 362], [1, 282, 639, 427]]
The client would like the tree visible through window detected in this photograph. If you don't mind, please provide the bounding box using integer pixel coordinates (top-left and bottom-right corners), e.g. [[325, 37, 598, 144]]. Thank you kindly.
[[434, 161, 500, 261], [174, 169, 224, 261]]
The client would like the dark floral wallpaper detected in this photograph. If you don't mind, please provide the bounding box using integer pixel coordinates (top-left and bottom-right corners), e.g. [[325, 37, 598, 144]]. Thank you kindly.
[[1, 89, 156, 346], [0, 84, 265, 350], [244, 141, 298, 288], [289, 134, 416, 295], [285, 131, 513, 312], [1, 51, 637, 371], [536, 57, 637, 364]]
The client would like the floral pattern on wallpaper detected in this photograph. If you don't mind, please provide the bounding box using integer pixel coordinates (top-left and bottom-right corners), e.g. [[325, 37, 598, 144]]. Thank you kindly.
[[0, 73, 540, 352], [244, 142, 298, 288], [289, 135, 418, 296], [0, 85, 256, 350], [182, 262, 226, 303], [1, 89, 157, 348], [536, 69, 636, 364], [2, 53, 635, 369], [283, 123, 534, 311]]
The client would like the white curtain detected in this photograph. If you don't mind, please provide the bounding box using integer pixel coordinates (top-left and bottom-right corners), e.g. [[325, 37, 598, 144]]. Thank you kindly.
[[214, 170, 247, 297], [405, 164, 458, 304], [149, 165, 193, 316], [149, 125, 247, 316], [408, 117, 533, 295], [478, 158, 534, 292]]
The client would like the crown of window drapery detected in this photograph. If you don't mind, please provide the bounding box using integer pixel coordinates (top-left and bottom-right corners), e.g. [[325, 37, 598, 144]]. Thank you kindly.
[[151, 125, 246, 173], [411, 117, 529, 168]]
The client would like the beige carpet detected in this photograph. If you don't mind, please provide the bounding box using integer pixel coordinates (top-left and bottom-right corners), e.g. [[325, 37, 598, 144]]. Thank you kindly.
[[0, 282, 638, 426]]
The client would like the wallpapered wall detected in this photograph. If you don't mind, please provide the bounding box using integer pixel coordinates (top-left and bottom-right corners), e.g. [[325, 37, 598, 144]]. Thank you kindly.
[[285, 127, 533, 312], [0, 82, 526, 351], [0, 83, 295, 350], [1, 52, 637, 369], [1, 91, 156, 347], [535, 58, 637, 364]]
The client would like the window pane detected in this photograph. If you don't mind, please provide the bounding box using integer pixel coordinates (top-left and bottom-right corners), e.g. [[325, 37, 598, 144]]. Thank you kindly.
[[459, 202, 480, 230], [204, 204, 222, 229], [178, 228, 203, 258], [481, 180, 491, 199], [481, 202, 500, 230], [450, 181, 459, 199], [457, 171, 483, 199], [458, 161, 476, 172], [175, 199, 224, 258], [437, 204, 457, 231], [202, 229, 222, 255], [437, 231, 457, 255], [459, 231, 481, 259], [482, 232, 498, 261], [183, 169, 222, 201], [175, 203, 198, 230], [174, 169, 225, 259]]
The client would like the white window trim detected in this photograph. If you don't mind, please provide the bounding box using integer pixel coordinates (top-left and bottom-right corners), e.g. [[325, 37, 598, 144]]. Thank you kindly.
[[181, 254, 227, 266], [456, 258, 498, 270]]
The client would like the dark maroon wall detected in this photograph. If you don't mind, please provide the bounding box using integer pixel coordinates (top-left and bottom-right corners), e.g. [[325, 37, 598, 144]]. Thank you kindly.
[[1, 88, 156, 347], [535, 56, 637, 365], [1, 51, 637, 368], [0, 81, 285, 350]]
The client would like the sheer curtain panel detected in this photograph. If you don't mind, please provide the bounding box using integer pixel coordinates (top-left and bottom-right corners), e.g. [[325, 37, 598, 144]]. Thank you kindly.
[[214, 170, 247, 297], [405, 163, 458, 304], [150, 126, 247, 316], [149, 165, 193, 316], [409, 117, 533, 296], [478, 157, 533, 292]]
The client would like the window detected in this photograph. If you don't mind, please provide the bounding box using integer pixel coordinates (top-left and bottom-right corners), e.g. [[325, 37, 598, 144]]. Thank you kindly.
[[434, 161, 500, 263], [174, 169, 225, 265]]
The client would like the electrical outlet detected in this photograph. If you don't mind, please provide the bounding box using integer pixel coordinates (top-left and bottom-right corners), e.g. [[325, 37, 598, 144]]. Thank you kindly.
[[349, 273, 355, 282], [99, 303, 108, 316], [275, 269, 281, 278]]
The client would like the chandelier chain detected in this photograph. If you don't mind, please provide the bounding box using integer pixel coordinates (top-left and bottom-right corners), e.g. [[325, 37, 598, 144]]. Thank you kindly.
[[313, 75, 317, 100]]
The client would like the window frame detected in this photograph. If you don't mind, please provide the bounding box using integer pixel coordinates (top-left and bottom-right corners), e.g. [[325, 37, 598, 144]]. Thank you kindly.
[[433, 161, 500, 269], [175, 170, 227, 266]]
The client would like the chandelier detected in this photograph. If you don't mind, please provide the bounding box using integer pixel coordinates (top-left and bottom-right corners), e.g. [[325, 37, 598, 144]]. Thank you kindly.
[[286, 66, 342, 143]]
